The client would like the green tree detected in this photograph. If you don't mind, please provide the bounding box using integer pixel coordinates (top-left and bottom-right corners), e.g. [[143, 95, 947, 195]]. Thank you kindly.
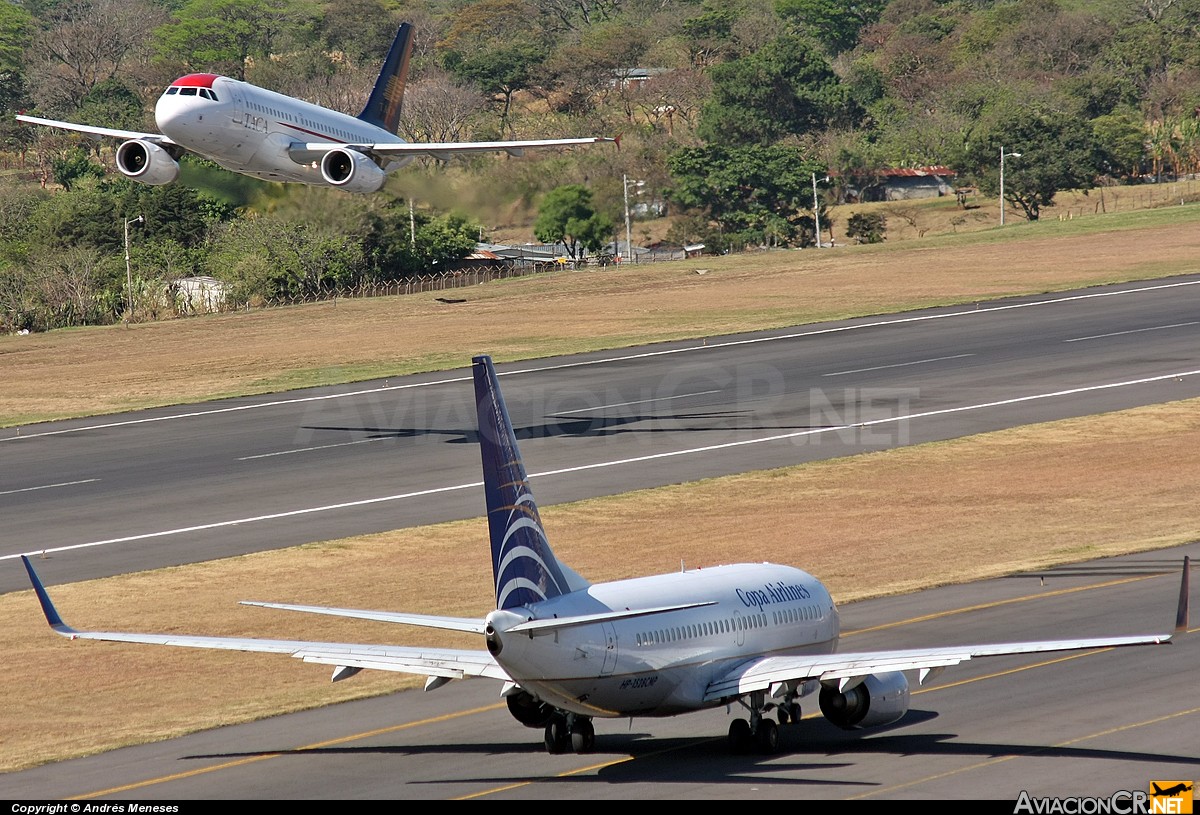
[[75, 79, 144, 131], [964, 106, 1098, 221], [155, 0, 317, 81], [533, 185, 614, 261], [666, 145, 823, 247], [49, 147, 104, 191], [1092, 108, 1148, 179], [697, 35, 849, 146], [440, 0, 550, 134], [362, 204, 483, 279], [775, 0, 886, 54]]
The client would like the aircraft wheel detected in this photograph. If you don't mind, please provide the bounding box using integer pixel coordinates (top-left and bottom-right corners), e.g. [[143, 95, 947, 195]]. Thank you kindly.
[[777, 706, 790, 725], [728, 718, 753, 754], [756, 718, 780, 754], [570, 718, 595, 754], [544, 715, 570, 754]]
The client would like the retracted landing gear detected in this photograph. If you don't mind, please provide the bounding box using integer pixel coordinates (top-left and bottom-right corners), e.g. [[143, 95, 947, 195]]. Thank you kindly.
[[544, 712, 595, 754], [728, 691, 795, 754]]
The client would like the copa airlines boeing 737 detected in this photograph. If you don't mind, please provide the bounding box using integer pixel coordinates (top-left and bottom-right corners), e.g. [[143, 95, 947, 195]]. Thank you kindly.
[[15, 24, 613, 193], [23, 356, 1190, 755]]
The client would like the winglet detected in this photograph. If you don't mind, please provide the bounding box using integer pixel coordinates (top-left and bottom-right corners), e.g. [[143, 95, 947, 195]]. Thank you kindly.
[[21, 555, 75, 635], [1175, 556, 1190, 635]]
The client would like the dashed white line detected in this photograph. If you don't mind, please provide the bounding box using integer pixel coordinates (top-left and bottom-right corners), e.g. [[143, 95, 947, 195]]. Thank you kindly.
[[1064, 321, 1199, 343], [550, 390, 722, 415], [238, 437, 390, 461], [0, 479, 97, 497], [823, 354, 975, 377]]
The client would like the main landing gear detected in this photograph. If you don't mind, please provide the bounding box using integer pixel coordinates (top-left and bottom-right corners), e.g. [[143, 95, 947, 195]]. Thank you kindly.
[[544, 712, 595, 754], [727, 691, 801, 754]]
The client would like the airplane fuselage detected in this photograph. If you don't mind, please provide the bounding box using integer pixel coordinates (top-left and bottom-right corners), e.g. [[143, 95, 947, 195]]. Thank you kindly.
[[154, 73, 407, 184], [489, 563, 839, 718]]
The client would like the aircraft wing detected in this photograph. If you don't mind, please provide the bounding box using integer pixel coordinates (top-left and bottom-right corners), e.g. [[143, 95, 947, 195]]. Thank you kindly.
[[240, 600, 486, 635], [707, 556, 1189, 702], [22, 556, 506, 682], [703, 634, 1172, 702], [291, 136, 616, 164], [15, 114, 176, 145]]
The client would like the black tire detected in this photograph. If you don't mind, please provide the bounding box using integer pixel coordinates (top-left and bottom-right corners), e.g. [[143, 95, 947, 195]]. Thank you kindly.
[[544, 716, 569, 754], [756, 718, 780, 754], [728, 718, 752, 754], [570, 718, 595, 753]]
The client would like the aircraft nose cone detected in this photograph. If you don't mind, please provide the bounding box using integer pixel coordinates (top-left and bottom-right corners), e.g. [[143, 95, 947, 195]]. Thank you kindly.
[[154, 96, 191, 141]]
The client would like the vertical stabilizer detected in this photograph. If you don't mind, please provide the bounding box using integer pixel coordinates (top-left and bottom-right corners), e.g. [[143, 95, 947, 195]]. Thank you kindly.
[[473, 356, 589, 610], [357, 23, 414, 133]]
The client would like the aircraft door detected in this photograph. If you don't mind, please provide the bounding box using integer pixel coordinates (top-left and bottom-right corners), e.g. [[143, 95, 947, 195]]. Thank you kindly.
[[733, 610, 745, 648], [600, 623, 618, 675]]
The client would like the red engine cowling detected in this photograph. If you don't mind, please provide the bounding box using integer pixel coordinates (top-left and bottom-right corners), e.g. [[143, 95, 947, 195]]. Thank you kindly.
[[115, 139, 180, 186], [320, 148, 388, 193], [819, 671, 910, 729]]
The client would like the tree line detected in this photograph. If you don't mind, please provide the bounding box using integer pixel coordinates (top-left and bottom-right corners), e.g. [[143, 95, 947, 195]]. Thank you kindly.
[[4, 0, 1200, 332]]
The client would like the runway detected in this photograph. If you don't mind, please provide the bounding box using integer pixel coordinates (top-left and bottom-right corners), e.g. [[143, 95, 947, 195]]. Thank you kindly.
[[2, 548, 1195, 800], [3, 275, 1200, 593]]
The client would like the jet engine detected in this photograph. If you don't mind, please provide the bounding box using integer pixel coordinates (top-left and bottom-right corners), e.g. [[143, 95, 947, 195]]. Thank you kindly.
[[506, 690, 555, 729], [818, 671, 910, 729], [320, 148, 388, 193], [115, 140, 180, 186]]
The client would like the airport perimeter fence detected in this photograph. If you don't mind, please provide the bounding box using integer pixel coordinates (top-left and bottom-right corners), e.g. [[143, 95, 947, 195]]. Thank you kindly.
[[248, 250, 689, 310]]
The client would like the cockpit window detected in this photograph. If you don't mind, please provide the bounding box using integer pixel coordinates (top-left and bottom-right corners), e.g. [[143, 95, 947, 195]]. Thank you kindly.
[[165, 87, 178, 95], [199, 89, 218, 101], [179, 87, 197, 96]]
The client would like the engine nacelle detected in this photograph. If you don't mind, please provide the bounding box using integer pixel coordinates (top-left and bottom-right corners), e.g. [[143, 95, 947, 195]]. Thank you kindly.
[[506, 690, 555, 729], [115, 139, 180, 186], [320, 148, 387, 193], [819, 671, 910, 730]]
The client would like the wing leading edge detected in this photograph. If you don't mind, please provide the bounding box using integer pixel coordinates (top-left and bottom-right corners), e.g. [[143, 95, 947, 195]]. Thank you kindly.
[[14, 114, 175, 145]]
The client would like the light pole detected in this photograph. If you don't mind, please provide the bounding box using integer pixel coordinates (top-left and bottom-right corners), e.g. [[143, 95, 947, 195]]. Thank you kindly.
[[623, 174, 644, 263], [812, 173, 822, 247], [999, 147, 1022, 226], [124, 214, 143, 321]]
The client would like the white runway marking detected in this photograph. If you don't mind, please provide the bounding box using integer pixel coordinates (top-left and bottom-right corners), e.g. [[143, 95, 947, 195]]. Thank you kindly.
[[5, 278, 1199, 443], [1064, 321, 1199, 343], [7, 366, 1197, 562], [822, 354, 975, 377], [0, 479, 97, 497], [237, 437, 390, 461], [550, 390, 722, 415]]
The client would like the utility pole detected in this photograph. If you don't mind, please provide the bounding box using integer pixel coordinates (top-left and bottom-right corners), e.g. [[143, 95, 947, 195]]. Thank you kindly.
[[812, 173, 822, 247], [124, 215, 143, 321], [1000, 147, 1022, 226]]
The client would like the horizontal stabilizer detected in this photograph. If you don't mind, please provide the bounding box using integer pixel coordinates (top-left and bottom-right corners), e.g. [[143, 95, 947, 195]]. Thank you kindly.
[[505, 601, 719, 636], [240, 601, 486, 634]]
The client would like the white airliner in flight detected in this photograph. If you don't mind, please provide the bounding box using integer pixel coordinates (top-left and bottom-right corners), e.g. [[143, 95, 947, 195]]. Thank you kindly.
[[16, 24, 614, 193], [23, 356, 1190, 755]]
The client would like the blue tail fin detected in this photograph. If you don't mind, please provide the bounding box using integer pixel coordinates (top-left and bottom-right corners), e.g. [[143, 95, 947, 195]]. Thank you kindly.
[[357, 23, 414, 134], [473, 356, 588, 609]]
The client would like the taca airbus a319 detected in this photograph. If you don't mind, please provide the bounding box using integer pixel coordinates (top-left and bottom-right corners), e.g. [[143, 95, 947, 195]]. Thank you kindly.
[[23, 356, 1190, 755], [16, 24, 614, 194]]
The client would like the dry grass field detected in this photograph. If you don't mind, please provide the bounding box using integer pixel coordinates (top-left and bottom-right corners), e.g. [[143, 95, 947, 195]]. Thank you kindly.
[[3, 203, 1200, 774]]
